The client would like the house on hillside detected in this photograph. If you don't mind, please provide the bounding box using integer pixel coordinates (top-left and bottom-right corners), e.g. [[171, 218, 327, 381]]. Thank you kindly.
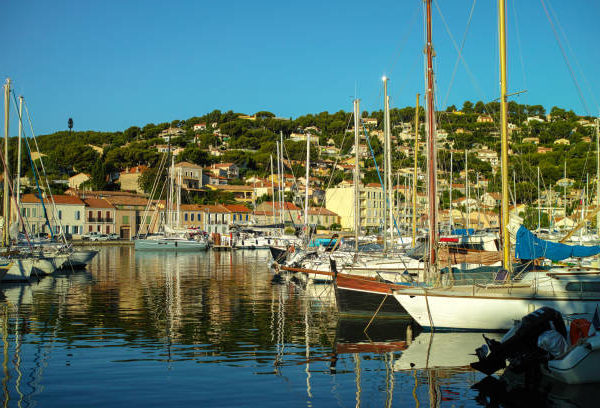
[[173, 162, 203, 190], [209, 163, 239, 179], [119, 165, 147, 194], [159, 127, 185, 141], [68, 173, 90, 190], [477, 115, 494, 123]]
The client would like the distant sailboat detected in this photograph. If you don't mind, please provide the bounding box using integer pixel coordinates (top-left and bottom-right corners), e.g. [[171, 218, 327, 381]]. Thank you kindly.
[[135, 147, 208, 251]]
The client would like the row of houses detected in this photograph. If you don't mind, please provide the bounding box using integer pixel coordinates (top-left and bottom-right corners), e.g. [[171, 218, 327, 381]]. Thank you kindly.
[[16, 191, 342, 239]]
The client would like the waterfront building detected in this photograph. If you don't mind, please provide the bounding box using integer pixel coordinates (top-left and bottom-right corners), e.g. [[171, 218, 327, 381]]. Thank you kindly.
[[104, 195, 159, 239], [254, 201, 302, 225], [82, 197, 116, 235], [19, 194, 86, 237]]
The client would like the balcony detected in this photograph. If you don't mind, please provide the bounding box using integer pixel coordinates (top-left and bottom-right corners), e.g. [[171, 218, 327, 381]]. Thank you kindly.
[[87, 218, 114, 223]]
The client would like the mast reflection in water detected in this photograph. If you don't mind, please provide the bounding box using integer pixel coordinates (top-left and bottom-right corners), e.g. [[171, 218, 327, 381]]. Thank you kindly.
[[0, 246, 593, 406]]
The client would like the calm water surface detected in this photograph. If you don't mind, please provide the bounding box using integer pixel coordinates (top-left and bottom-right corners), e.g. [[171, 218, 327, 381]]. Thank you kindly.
[[0, 246, 593, 407]]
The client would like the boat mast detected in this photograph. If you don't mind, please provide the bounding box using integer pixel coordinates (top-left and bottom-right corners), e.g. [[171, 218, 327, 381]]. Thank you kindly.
[[270, 155, 276, 225], [382, 77, 389, 252], [353, 98, 361, 252], [3, 79, 10, 247], [412, 94, 420, 248], [449, 150, 453, 230], [596, 117, 599, 235], [303, 129, 310, 243], [279, 131, 285, 225], [537, 166, 541, 230], [16, 96, 23, 211], [564, 161, 567, 222], [465, 149, 469, 232], [425, 0, 438, 267], [499, 0, 511, 270], [385, 82, 393, 248]]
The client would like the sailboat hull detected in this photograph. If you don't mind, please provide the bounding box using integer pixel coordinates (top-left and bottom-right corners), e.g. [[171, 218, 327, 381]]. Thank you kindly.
[[335, 273, 408, 317], [134, 238, 208, 251], [394, 287, 600, 331]]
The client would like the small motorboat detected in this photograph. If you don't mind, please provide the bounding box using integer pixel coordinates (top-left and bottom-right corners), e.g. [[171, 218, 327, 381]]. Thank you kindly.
[[471, 306, 600, 385]]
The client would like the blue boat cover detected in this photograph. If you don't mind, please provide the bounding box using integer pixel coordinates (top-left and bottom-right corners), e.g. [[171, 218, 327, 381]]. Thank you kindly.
[[515, 225, 600, 261]]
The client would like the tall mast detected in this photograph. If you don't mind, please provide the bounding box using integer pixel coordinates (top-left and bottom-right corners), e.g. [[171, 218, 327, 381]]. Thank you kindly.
[[270, 155, 276, 225], [449, 150, 453, 230], [304, 129, 311, 243], [279, 131, 285, 225], [596, 117, 599, 235], [499, 0, 511, 270], [425, 0, 438, 267], [412, 94, 420, 247], [353, 99, 361, 252], [537, 166, 541, 230], [465, 149, 469, 231], [382, 77, 389, 252], [564, 161, 567, 221], [16, 96, 23, 210], [276, 141, 282, 225], [3, 79, 10, 247], [385, 84, 393, 248]]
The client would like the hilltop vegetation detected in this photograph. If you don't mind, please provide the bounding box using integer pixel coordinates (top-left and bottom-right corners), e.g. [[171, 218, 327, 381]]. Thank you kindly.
[[9, 102, 598, 205]]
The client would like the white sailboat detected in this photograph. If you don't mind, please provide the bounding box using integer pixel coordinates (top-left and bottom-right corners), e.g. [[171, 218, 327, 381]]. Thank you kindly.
[[135, 153, 208, 251]]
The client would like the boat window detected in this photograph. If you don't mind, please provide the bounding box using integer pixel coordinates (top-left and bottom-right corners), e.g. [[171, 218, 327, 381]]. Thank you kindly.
[[565, 282, 600, 292]]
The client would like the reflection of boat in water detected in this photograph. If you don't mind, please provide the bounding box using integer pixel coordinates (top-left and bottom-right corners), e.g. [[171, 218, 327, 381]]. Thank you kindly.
[[334, 318, 415, 355], [394, 332, 503, 371], [474, 370, 600, 408], [65, 249, 99, 268]]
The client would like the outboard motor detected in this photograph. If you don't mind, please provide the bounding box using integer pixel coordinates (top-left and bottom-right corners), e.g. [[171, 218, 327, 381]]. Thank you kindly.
[[471, 307, 567, 376]]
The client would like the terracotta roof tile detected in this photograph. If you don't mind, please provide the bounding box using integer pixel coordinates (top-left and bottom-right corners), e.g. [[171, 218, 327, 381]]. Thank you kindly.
[[21, 194, 85, 205]]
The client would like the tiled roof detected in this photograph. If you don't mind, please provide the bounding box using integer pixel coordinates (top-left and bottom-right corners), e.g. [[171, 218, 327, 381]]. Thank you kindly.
[[175, 162, 203, 169], [21, 194, 85, 205], [200, 204, 230, 213], [82, 197, 115, 209], [307, 207, 338, 216], [104, 196, 150, 206], [260, 201, 301, 211], [224, 204, 251, 213]]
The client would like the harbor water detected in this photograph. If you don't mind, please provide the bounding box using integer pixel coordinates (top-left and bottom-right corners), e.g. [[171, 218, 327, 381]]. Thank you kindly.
[[0, 246, 596, 407]]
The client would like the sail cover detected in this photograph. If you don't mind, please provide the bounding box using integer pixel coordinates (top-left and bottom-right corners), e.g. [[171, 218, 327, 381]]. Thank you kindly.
[[515, 225, 600, 261]]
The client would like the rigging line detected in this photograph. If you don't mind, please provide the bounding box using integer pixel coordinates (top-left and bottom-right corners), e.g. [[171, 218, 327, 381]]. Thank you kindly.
[[23, 100, 69, 242], [546, 0, 600, 114], [386, 2, 421, 78], [319, 111, 353, 211], [433, 0, 486, 101], [443, 0, 477, 108], [511, 0, 529, 107], [539, 0, 590, 115]]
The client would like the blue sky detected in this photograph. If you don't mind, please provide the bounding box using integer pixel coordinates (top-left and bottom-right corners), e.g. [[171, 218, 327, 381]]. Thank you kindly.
[[2, 0, 599, 135]]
